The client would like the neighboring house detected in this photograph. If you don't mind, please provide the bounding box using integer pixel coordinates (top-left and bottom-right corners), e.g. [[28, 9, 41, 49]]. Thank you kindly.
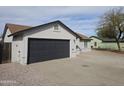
[[76, 32, 91, 52], [90, 36, 124, 51], [2, 20, 91, 65], [90, 36, 102, 49]]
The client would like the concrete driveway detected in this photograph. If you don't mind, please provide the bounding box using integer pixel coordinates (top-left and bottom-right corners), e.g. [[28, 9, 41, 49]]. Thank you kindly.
[[0, 50, 124, 86]]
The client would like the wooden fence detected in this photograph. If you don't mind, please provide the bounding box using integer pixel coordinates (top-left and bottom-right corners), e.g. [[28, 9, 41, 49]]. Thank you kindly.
[[1, 43, 11, 63]]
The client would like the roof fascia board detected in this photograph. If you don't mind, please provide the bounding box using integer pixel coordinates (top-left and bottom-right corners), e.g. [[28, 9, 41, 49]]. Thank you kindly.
[[8, 21, 80, 39]]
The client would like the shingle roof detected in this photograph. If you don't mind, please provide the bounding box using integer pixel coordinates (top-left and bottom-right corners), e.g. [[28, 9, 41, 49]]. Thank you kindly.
[[75, 32, 90, 40], [5, 20, 89, 40], [90, 36, 124, 42], [102, 38, 124, 42], [8, 21, 81, 38], [6, 23, 32, 34], [90, 36, 102, 40]]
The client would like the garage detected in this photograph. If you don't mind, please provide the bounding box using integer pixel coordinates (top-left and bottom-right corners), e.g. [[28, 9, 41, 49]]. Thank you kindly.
[[28, 38, 70, 64], [7, 21, 83, 64]]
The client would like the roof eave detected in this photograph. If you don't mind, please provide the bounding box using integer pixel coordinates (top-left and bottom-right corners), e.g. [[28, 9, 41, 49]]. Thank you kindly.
[[8, 21, 81, 39]]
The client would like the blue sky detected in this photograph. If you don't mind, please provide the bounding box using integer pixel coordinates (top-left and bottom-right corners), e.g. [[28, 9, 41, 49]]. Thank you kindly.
[[0, 6, 118, 36]]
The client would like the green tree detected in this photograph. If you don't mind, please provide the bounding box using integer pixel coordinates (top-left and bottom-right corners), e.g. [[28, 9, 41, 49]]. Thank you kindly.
[[96, 7, 124, 51]]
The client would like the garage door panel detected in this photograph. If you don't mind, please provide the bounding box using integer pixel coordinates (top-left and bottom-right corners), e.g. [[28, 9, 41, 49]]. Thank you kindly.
[[28, 39, 69, 64]]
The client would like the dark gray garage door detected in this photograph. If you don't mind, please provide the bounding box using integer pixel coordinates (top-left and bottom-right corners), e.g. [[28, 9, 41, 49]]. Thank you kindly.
[[28, 38, 70, 64]]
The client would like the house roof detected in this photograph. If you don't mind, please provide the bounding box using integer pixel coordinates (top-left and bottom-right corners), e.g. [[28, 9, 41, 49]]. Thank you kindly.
[[8, 20, 82, 39], [102, 38, 124, 42], [90, 36, 124, 42], [6, 23, 32, 34], [75, 32, 91, 40], [90, 36, 102, 40]]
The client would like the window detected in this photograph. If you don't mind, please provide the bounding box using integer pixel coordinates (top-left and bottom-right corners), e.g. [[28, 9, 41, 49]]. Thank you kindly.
[[94, 42, 97, 46], [84, 41, 88, 48], [54, 24, 59, 31]]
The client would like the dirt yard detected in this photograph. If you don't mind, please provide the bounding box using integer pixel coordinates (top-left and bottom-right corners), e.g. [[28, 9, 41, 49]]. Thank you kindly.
[[0, 50, 124, 86]]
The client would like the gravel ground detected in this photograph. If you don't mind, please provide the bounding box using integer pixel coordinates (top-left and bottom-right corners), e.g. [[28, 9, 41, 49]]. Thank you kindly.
[[0, 50, 124, 86]]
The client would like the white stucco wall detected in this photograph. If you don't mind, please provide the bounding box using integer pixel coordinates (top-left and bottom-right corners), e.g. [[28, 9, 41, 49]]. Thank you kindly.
[[100, 42, 124, 51], [75, 38, 81, 54], [90, 37, 102, 48], [80, 40, 91, 52], [4, 29, 13, 43], [11, 36, 24, 64], [75, 39, 91, 53], [12, 24, 80, 64], [90, 37, 124, 51]]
